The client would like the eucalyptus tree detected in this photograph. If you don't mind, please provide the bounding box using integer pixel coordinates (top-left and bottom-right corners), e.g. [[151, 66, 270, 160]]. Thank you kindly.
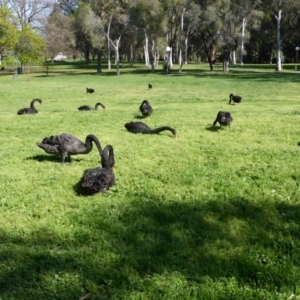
[[44, 5, 76, 62], [231, 0, 263, 65], [74, 3, 94, 63], [253, 0, 300, 71], [186, 3, 220, 71], [216, 0, 245, 72], [159, 0, 191, 68], [77, 3, 106, 73], [130, 0, 167, 71], [88, 0, 133, 74]]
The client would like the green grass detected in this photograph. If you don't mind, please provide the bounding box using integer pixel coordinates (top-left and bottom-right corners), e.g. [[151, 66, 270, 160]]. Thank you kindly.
[[0, 61, 300, 299]]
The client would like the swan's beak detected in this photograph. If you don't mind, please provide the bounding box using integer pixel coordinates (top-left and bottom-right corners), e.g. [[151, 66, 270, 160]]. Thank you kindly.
[[174, 133, 177, 138]]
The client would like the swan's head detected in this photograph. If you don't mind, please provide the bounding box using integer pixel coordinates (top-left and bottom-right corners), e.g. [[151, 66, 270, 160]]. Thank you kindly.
[[171, 129, 177, 138], [33, 98, 42, 104]]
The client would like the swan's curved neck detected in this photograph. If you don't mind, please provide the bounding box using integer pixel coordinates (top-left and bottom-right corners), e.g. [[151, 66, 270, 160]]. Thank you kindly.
[[85, 135, 102, 155], [30, 99, 40, 108], [95, 103, 105, 110], [150, 126, 176, 136], [102, 145, 114, 170]]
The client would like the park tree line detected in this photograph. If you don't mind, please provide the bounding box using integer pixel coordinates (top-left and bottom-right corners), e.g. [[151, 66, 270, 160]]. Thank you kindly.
[[1, 0, 300, 74]]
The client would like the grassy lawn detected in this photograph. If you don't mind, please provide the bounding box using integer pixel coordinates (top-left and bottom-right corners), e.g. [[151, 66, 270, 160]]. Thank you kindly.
[[0, 61, 300, 299]]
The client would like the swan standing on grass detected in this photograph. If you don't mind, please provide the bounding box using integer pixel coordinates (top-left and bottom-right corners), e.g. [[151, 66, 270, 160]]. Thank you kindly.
[[139, 100, 153, 117], [36, 133, 103, 163], [81, 145, 115, 195], [229, 94, 242, 104], [213, 111, 233, 128], [17, 98, 42, 115], [86, 88, 95, 93], [125, 121, 177, 137], [78, 102, 106, 111]]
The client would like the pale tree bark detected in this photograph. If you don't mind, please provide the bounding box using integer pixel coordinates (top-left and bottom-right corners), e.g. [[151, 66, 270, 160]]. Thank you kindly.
[[240, 17, 247, 65], [143, 30, 150, 67], [231, 50, 236, 64], [106, 15, 112, 70], [274, 6, 282, 71], [178, 7, 186, 71]]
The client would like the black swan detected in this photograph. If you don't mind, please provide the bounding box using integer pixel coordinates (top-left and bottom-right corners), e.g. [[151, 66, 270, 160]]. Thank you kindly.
[[213, 111, 233, 128], [81, 145, 115, 195], [139, 100, 153, 117], [17, 98, 42, 115], [86, 88, 95, 94], [148, 83, 153, 89], [78, 102, 105, 111], [125, 121, 177, 137], [36, 133, 102, 163], [229, 93, 242, 104]]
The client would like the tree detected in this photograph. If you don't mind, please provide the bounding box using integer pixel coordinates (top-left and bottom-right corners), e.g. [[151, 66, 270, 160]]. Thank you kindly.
[[14, 26, 45, 77], [76, 3, 106, 73], [0, 6, 18, 65], [186, 3, 220, 71], [44, 5, 76, 61], [7, 0, 56, 30], [253, 0, 300, 71], [90, 0, 132, 75], [130, 0, 167, 71]]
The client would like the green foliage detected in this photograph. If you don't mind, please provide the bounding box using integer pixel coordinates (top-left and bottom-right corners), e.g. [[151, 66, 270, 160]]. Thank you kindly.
[[0, 7, 18, 55], [0, 62, 300, 299], [14, 27, 45, 65]]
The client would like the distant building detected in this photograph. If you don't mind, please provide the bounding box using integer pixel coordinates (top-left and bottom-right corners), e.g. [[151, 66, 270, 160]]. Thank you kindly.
[[53, 53, 68, 61]]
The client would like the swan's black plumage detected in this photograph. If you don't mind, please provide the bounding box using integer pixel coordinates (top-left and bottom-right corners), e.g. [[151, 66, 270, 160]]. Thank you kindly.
[[86, 88, 95, 94], [213, 111, 233, 128], [139, 100, 153, 117], [81, 145, 115, 195], [78, 102, 105, 111], [125, 121, 177, 137], [17, 98, 42, 115], [229, 93, 242, 104], [36, 133, 102, 163]]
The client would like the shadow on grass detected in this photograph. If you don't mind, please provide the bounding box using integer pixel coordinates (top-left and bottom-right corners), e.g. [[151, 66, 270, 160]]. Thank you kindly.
[[25, 154, 84, 163], [205, 125, 231, 132], [0, 194, 300, 299], [134, 115, 147, 119], [30, 61, 300, 83]]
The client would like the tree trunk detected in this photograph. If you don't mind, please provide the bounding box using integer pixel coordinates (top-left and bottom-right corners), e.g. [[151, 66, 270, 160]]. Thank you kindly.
[[240, 17, 247, 65], [107, 15, 112, 70], [97, 49, 102, 74], [116, 39, 120, 76], [275, 7, 282, 71], [223, 58, 229, 72], [144, 30, 150, 67], [184, 33, 188, 65], [201, 33, 213, 71], [151, 40, 155, 72], [130, 44, 133, 67], [231, 50, 236, 64], [85, 46, 90, 64], [178, 7, 186, 71]]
